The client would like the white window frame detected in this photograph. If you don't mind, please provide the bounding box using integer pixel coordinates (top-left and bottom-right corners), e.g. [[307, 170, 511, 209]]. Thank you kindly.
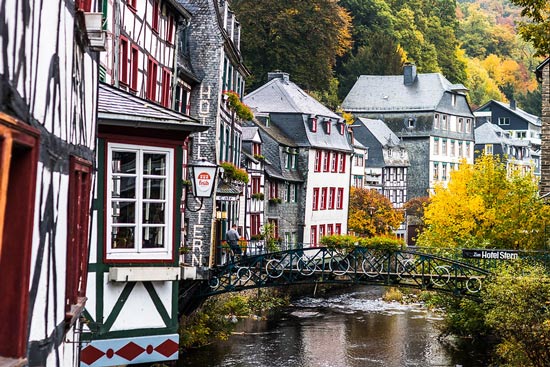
[[498, 117, 510, 126], [106, 142, 174, 261]]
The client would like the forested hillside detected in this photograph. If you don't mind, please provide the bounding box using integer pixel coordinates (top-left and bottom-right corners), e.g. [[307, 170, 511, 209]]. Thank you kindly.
[[232, 0, 545, 115]]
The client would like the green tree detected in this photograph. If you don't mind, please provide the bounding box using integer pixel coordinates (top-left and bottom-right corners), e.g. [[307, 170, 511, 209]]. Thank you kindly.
[[417, 155, 550, 249], [232, 0, 352, 91], [509, 0, 550, 56], [337, 34, 405, 99], [348, 187, 404, 237], [484, 264, 550, 366], [516, 85, 542, 116]]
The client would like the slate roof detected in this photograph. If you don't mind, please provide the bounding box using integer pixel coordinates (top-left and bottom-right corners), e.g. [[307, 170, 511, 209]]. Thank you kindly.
[[353, 118, 409, 168], [474, 122, 511, 145], [477, 100, 541, 127], [356, 118, 400, 146], [241, 126, 259, 141], [342, 73, 467, 112], [216, 181, 242, 195], [97, 83, 207, 133], [244, 74, 341, 120], [243, 120, 304, 182]]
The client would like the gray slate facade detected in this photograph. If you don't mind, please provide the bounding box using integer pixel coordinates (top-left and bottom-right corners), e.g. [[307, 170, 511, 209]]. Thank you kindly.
[[342, 64, 475, 199], [178, 0, 249, 266]]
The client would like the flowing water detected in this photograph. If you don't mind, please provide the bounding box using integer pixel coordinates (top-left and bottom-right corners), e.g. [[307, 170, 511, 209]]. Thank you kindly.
[[178, 286, 489, 367]]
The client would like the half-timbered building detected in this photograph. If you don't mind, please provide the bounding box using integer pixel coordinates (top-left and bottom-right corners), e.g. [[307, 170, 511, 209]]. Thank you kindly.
[[80, 1, 207, 366], [1, 0, 103, 365]]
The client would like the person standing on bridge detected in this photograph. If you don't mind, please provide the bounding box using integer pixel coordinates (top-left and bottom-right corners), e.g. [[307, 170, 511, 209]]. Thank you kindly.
[[226, 224, 242, 262]]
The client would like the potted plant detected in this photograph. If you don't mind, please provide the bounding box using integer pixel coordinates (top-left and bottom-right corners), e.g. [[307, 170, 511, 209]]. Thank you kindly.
[[220, 162, 249, 184], [251, 192, 265, 200], [269, 197, 282, 204], [224, 90, 254, 121]]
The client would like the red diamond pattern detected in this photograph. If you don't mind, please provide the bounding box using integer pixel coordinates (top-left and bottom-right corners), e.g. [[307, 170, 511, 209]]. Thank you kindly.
[[154, 339, 178, 357], [81, 345, 105, 365], [115, 342, 145, 361]]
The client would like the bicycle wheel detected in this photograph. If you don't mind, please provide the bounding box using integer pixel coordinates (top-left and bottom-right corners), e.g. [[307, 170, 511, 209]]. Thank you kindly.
[[396, 259, 416, 278], [208, 276, 220, 289], [329, 257, 350, 276], [297, 257, 317, 276], [237, 267, 252, 282], [465, 277, 482, 293], [362, 256, 382, 278], [430, 265, 451, 287], [265, 259, 284, 278]]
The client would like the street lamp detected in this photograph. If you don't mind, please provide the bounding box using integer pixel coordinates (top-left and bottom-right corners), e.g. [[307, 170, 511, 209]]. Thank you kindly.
[[186, 160, 218, 212]]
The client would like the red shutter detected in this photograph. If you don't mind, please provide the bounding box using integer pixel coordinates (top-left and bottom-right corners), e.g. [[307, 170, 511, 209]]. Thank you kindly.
[[66, 157, 92, 317], [119, 36, 129, 85], [130, 45, 139, 91]]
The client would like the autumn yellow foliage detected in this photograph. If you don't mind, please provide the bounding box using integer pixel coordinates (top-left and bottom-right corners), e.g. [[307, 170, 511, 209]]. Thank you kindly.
[[417, 155, 550, 250], [348, 188, 404, 237]]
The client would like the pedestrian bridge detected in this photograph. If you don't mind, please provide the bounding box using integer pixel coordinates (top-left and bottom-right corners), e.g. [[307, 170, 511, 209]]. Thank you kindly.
[[199, 247, 493, 298]]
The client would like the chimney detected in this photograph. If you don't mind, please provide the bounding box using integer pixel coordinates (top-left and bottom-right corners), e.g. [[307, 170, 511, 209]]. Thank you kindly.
[[403, 63, 417, 86], [510, 99, 516, 110], [267, 71, 290, 83]]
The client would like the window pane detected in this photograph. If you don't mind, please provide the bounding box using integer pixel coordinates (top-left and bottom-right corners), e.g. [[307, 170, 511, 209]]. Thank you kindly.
[[143, 153, 166, 175], [143, 178, 165, 199], [112, 176, 136, 198], [112, 201, 135, 223], [112, 151, 136, 173], [143, 202, 165, 224], [142, 226, 165, 248], [112, 227, 135, 248]]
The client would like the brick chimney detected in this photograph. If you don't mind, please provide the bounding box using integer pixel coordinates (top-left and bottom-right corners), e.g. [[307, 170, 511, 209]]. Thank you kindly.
[[403, 63, 417, 86], [268, 71, 290, 83]]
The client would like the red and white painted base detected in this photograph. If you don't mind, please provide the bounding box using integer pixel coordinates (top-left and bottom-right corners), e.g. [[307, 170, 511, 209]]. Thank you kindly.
[[80, 334, 179, 367]]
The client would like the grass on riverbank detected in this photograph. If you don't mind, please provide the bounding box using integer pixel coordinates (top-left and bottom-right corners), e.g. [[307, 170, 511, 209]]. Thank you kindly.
[[179, 289, 289, 350]]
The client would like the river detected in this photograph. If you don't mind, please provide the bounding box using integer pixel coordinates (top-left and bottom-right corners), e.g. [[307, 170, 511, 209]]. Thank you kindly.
[[178, 286, 489, 367]]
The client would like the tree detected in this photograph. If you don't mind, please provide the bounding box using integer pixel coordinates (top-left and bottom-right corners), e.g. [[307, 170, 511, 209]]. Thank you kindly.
[[232, 0, 352, 91], [464, 55, 504, 108], [417, 155, 550, 249], [348, 187, 404, 237], [509, 0, 550, 56], [483, 264, 550, 366], [337, 34, 405, 99]]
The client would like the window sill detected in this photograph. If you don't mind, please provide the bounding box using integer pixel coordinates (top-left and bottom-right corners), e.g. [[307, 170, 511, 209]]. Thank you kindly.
[[108, 266, 180, 282], [0, 357, 27, 367]]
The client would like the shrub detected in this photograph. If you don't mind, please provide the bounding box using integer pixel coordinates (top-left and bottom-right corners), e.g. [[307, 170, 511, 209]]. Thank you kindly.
[[359, 235, 405, 251], [320, 234, 359, 251]]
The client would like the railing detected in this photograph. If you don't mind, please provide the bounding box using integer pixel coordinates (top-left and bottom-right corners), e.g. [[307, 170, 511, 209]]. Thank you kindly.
[[203, 247, 492, 298]]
